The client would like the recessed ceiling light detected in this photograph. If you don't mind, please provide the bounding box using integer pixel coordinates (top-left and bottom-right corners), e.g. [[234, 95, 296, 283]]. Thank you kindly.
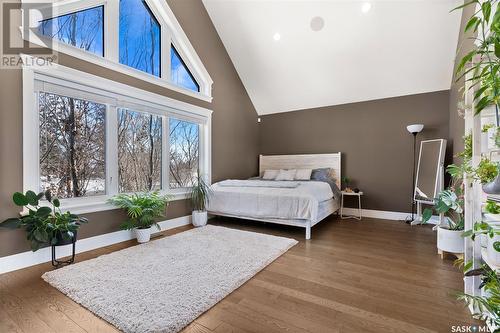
[[273, 33, 281, 41], [361, 2, 372, 13], [310, 16, 325, 32]]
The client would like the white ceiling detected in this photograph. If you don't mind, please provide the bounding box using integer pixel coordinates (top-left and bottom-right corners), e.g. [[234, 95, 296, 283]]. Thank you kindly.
[[202, 0, 463, 115]]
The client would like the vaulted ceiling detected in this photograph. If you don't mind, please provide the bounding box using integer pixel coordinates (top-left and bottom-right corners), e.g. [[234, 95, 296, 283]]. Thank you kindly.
[[202, 0, 463, 115]]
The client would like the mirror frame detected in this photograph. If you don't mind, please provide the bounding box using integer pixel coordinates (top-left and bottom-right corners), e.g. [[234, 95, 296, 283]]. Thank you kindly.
[[413, 139, 447, 204]]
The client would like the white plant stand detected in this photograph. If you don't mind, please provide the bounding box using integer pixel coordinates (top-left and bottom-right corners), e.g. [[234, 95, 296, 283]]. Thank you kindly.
[[340, 191, 363, 220]]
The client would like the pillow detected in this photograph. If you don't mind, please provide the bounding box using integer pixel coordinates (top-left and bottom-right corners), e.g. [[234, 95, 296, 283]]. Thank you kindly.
[[262, 169, 279, 180], [311, 168, 341, 198], [275, 169, 297, 181], [294, 169, 312, 180]]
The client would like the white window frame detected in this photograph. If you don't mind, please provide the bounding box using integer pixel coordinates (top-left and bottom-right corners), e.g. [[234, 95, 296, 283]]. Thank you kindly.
[[22, 0, 213, 102], [23, 58, 212, 214]]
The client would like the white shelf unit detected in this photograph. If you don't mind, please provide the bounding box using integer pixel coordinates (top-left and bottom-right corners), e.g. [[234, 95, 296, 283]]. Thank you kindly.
[[464, 87, 499, 299]]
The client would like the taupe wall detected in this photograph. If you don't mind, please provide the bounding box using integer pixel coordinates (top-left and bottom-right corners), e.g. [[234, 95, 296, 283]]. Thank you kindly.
[[0, 0, 259, 257], [449, 4, 475, 162], [259, 91, 451, 212]]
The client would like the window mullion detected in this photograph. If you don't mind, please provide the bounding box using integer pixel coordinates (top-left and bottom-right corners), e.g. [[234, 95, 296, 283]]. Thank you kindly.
[[105, 0, 119, 62], [162, 117, 170, 192], [161, 26, 171, 81], [106, 105, 119, 195]]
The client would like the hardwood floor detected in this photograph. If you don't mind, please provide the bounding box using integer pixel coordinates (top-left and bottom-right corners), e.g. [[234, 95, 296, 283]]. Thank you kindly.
[[0, 216, 478, 333]]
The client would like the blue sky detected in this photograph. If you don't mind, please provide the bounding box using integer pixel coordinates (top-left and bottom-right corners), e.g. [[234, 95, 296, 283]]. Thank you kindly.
[[39, 5, 104, 56]]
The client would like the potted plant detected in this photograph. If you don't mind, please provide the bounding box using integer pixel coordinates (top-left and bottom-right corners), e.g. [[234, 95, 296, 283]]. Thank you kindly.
[[0, 190, 88, 252], [458, 264, 500, 330], [108, 191, 171, 243], [422, 155, 470, 255], [423, 189, 465, 254], [478, 158, 500, 194], [485, 200, 500, 219], [190, 173, 213, 227], [341, 176, 352, 192]]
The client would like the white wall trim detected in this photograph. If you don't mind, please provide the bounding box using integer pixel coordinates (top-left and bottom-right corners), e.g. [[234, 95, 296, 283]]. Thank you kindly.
[[341, 208, 442, 225], [341, 208, 412, 221], [0, 215, 191, 275]]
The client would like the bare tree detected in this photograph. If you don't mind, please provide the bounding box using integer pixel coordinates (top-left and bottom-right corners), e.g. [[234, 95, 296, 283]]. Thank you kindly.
[[118, 109, 162, 192], [39, 93, 105, 198], [169, 119, 199, 188]]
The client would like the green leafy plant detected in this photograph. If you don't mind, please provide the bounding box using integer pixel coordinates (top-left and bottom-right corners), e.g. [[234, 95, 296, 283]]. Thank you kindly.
[[463, 222, 500, 252], [422, 189, 464, 230], [475, 158, 499, 183], [341, 176, 351, 189], [108, 191, 171, 230], [190, 173, 213, 211], [458, 264, 500, 329], [458, 133, 473, 162], [486, 200, 500, 214], [460, 222, 500, 330], [422, 153, 467, 230], [0, 190, 88, 251], [454, 0, 500, 118], [483, 123, 495, 132]]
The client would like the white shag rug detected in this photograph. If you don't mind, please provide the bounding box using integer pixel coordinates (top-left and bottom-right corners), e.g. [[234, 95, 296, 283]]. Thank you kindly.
[[42, 225, 298, 333]]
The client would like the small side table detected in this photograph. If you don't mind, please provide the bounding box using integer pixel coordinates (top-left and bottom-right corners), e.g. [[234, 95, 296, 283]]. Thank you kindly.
[[340, 191, 363, 220]]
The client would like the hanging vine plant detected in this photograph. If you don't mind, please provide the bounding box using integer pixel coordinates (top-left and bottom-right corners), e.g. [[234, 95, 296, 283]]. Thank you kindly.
[[455, 0, 500, 121]]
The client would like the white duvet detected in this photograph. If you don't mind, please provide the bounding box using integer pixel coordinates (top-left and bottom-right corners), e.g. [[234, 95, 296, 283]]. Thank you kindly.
[[207, 180, 334, 221]]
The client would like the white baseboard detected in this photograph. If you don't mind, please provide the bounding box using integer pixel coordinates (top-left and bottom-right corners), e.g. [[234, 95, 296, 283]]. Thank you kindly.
[[341, 208, 412, 220], [0, 215, 191, 275]]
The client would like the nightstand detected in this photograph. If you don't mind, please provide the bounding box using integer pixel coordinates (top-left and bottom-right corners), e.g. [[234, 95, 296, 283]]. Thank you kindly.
[[340, 191, 363, 220]]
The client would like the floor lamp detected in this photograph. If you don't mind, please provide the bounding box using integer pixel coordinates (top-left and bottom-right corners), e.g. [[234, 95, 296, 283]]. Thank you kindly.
[[406, 124, 424, 223]]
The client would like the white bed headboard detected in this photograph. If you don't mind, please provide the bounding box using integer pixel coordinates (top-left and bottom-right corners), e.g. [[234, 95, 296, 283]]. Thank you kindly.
[[259, 153, 342, 188]]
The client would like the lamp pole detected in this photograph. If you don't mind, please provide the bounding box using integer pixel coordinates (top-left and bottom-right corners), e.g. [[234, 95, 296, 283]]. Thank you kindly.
[[405, 124, 424, 223], [411, 131, 417, 221]]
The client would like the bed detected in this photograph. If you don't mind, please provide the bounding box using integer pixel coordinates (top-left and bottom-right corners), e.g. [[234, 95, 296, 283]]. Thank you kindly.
[[207, 153, 341, 239]]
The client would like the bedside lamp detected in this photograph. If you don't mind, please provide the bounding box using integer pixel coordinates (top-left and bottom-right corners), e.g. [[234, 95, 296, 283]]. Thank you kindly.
[[406, 124, 424, 222]]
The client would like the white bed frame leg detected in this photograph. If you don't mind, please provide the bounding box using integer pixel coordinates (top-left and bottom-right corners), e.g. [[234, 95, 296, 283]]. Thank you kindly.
[[305, 223, 311, 240]]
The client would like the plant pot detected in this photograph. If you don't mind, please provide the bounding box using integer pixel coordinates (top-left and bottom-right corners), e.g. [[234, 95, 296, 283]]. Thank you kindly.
[[437, 227, 464, 254], [54, 231, 77, 246], [487, 234, 500, 267], [483, 175, 500, 194], [135, 227, 152, 243], [192, 210, 208, 227]]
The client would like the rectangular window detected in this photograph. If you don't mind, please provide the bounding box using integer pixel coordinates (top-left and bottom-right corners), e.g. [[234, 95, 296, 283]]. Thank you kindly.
[[39, 92, 106, 198], [38, 6, 104, 56], [119, 0, 161, 77], [118, 109, 162, 192], [26, 65, 211, 214], [169, 118, 199, 188]]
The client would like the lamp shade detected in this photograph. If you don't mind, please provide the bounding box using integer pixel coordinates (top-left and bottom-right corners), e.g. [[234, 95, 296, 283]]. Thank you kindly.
[[406, 124, 424, 134]]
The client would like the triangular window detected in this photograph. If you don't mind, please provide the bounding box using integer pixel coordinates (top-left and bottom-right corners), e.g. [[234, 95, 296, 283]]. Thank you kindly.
[[171, 45, 200, 92], [38, 6, 104, 56]]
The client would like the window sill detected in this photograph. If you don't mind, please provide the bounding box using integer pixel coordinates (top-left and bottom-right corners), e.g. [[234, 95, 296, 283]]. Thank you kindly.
[[44, 190, 190, 215]]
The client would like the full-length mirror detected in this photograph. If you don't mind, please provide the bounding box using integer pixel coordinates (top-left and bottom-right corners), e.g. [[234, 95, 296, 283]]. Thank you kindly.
[[414, 139, 446, 203]]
